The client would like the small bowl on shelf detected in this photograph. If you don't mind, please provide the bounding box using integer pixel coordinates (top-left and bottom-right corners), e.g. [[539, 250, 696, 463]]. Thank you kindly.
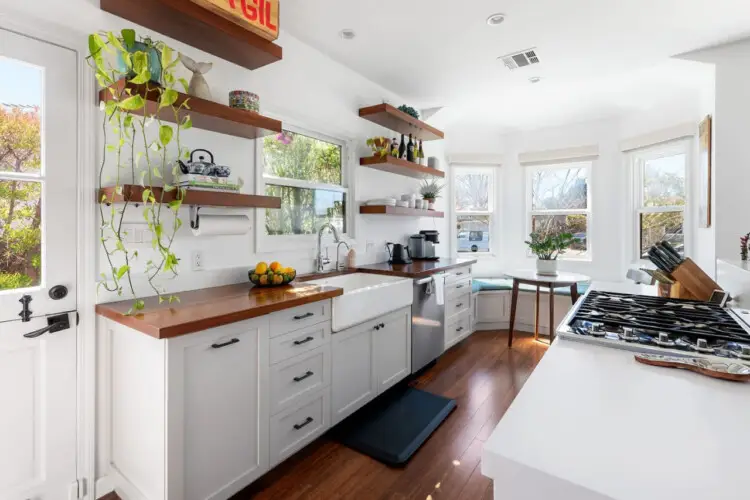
[[249, 269, 296, 287]]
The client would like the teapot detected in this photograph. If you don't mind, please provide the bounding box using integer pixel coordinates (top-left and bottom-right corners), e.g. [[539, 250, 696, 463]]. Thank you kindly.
[[177, 149, 231, 177]]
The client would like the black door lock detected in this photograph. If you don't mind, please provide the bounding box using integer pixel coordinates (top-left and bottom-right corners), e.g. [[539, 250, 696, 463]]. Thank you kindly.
[[49, 285, 68, 300]]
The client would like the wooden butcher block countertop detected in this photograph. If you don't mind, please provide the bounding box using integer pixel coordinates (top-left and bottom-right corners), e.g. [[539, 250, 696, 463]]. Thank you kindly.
[[356, 258, 477, 279], [96, 282, 343, 339]]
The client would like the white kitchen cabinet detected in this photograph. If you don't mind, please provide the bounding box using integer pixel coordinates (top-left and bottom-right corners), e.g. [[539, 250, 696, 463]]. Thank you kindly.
[[331, 307, 411, 425], [373, 308, 411, 394], [269, 388, 330, 467], [331, 320, 377, 425], [105, 317, 269, 500]]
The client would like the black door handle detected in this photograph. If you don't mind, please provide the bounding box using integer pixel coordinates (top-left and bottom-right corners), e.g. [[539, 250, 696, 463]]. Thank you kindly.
[[211, 338, 240, 349], [294, 312, 314, 320], [23, 313, 70, 338], [293, 370, 314, 382], [293, 416, 314, 430], [293, 336, 314, 345]]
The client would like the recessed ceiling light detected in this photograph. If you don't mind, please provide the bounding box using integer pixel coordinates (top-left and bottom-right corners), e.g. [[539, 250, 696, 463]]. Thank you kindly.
[[339, 29, 356, 40], [529, 76, 542, 84], [486, 13, 506, 26]]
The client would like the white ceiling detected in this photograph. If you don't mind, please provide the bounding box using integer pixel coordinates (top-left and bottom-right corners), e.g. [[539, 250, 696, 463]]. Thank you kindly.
[[282, 0, 750, 131]]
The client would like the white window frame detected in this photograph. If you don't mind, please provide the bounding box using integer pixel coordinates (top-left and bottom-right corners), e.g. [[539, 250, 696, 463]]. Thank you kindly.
[[450, 165, 498, 258], [629, 139, 691, 263], [525, 161, 593, 260], [255, 123, 352, 253]]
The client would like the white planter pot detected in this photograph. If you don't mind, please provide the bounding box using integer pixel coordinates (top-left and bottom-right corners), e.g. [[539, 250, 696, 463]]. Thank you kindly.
[[536, 259, 558, 276]]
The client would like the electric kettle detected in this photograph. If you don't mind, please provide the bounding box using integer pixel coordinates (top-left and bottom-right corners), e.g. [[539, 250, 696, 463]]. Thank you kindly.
[[386, 242, 413, 264]]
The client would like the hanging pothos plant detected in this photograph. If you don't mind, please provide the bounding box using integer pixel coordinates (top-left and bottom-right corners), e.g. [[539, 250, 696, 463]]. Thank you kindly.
[[88, 29, 193, 313]]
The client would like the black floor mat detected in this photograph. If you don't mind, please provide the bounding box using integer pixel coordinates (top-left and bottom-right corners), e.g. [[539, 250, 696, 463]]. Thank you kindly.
[[334, 386, 457, 466]]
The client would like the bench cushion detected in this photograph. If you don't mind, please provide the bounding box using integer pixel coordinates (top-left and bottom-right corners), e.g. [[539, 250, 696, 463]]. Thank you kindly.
[[472, 278, 589, 296]]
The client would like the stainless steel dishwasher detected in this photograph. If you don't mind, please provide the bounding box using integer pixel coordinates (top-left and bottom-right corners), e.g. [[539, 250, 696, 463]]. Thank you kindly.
[[411, 273, 445, 373]]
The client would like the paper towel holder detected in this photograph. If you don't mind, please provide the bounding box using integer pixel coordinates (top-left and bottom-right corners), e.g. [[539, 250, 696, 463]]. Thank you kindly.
[[189, 205, 201, 230]]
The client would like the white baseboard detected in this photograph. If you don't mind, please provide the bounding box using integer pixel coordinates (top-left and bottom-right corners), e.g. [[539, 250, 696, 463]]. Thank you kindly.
[[95, 476, 114, 498], [475, 321, 552, 337]]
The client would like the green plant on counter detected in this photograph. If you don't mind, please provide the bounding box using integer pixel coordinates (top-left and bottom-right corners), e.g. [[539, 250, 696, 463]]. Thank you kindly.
[[88, 29, 192, 313], [398, 105, 419, 119], [525, 232, 577, 260], [420, 178, 444, 200]]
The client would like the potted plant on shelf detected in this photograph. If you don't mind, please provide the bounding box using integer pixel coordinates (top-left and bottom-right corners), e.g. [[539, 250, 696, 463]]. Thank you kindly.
[[420, 178, 443, 210], [524, 231, 577, 276], [366, 136, 390, 158]]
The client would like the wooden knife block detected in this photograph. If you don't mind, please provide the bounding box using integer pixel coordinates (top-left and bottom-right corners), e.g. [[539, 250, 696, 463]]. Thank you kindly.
[[670, 258, 721, 301], [658, 282, 698, 301]]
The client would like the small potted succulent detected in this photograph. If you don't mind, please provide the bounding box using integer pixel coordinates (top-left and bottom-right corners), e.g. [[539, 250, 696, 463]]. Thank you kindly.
[[524, 231, 577, 276], [420, 178, 443, 210], [366, 136, 390, 158]]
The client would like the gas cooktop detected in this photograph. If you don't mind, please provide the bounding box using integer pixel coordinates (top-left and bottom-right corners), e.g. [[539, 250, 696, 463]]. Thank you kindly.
[[558, 291, 750, 362]]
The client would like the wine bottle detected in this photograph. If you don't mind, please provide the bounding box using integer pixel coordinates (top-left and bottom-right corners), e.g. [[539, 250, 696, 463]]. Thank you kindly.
[[391, 137, 398, 156], [418, 140, 424, 165], [398, 134, 406, 159], [407, 133, 415, 162]]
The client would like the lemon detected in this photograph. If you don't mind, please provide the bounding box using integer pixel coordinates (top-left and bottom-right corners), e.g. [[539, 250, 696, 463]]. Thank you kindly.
[[269, 261, 282, 273], [255, 262, 268, 275]]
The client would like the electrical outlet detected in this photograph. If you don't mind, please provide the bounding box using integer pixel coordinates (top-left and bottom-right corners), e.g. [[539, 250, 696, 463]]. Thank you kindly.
[[366, 240, 375, 252], [192, 250, 204, 271]]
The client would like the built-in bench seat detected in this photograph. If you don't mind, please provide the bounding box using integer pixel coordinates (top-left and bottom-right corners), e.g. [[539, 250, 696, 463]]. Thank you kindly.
[[472, 278, 590, 296]]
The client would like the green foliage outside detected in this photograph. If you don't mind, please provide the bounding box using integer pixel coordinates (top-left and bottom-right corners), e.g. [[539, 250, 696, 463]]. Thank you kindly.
[[0, 105, 42, 290], [263, 131, 344, 235]]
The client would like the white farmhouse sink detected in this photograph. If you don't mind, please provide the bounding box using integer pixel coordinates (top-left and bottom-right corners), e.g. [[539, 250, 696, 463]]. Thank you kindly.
[[307, 273, 413, 332]]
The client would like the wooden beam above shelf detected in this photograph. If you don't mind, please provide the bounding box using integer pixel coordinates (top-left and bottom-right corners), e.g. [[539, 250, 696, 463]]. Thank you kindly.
[[100, 80, 282, 140], [359, 104, 444, 141], [359, 205, 444, 218], [360, 156, 445, 179], [100, 0, 282, 71], [99, 185, 281, 209]]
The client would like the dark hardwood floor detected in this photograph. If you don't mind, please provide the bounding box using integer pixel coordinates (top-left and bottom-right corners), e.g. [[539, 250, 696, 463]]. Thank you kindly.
[[236, 330, 548, 500]]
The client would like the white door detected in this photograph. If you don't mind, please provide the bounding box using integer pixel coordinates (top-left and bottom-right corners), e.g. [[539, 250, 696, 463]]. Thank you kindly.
[[0, 29, 78, 500]]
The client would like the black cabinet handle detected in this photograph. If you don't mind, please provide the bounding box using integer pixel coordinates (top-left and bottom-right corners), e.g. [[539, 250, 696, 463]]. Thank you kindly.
[[456, 327, 464, 332], [293, 312, 314, 320], [456, 272, 464, 276], [374, 324, 380, 330], [456, 284, 464, 289], [293, 336, 314, 346], [293, 417, 314, 430], [379, 323, 385, 328], [456, 303, 463, 308], [293, 370, 314, 382], [211, 338, 240, 349]]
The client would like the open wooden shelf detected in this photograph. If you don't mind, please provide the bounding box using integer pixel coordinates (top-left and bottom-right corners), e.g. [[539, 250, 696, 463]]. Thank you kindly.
[[99, 185, 282, 209], [100, 80, 282, 140], [100, 0, 282, 71], [359, 205, 444, 218], [359, 104, 445, 141], [360, 156, 445, 179]]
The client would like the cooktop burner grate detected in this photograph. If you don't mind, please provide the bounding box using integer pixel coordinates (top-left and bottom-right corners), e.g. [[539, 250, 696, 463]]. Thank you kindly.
[[572, 291, 750, 343]]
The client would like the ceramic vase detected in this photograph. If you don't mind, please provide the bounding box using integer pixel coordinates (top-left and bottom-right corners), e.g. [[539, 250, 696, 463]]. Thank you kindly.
[[536, 259, 558, 276]]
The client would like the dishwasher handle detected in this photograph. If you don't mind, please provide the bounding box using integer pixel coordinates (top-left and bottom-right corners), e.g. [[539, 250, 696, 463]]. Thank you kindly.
[[414, 277, 434, 286]]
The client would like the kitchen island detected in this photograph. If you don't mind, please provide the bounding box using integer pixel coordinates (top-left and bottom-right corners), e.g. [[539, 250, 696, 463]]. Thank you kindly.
[[482, 281, 750, 500]]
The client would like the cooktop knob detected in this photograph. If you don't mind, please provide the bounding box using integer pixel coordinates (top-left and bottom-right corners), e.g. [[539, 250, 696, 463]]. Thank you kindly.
[[659, 333, 669, 343], [740, 345, 750, 360], [697, 338, 708, 349]]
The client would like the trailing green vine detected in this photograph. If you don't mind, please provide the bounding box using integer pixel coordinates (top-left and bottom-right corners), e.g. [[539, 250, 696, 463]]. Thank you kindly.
[[88, 29, 192, 313]]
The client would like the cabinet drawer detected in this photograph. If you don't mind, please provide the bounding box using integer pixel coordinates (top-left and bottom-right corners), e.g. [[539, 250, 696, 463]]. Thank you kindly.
[[270, 322, 331, 365], [270, 346, 331, 415], [445, 278, 471, 299], [445, 311, 471, 349], [444, 266, 472, 285], [270, 388, 330, 467], [446, 290, 471, 320], [269, 300, 331, 338]]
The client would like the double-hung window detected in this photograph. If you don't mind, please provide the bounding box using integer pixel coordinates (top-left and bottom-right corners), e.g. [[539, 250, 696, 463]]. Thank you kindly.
[[631, 141, 688, 259], [527, 161, 591, 258], [260, 127, 348, 237], [453, 166, 494, 254]]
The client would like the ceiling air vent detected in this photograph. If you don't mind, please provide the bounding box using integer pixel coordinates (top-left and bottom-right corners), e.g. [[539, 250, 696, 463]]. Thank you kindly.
[[499, 48, 540, 71]]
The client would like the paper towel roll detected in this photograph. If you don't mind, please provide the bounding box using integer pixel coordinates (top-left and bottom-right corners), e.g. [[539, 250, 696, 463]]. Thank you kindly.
[[191, 215, 251, 236]]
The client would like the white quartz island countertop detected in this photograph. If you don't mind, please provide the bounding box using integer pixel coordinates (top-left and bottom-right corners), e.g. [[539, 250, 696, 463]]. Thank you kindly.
[[482, 281, 750, 500]]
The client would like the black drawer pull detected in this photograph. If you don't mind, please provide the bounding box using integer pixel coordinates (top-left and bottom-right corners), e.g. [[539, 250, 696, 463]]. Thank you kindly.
[[211, 338, 239, 349], [456, 303, 464, 308], [374, 324, 380, 330], [293, 336, 315, 346], [293, 417, 314, 430], [293, 370, 314, 382], [455, 284, 464, 289], [293, 312, 314, 320], [456, 272, 464, 276], [379, 323, 385, 328], [456, 327, 464, 332]]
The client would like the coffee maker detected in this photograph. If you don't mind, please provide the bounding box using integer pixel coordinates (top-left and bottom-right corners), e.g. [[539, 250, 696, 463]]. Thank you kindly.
[[409, 230, 440, 260]]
